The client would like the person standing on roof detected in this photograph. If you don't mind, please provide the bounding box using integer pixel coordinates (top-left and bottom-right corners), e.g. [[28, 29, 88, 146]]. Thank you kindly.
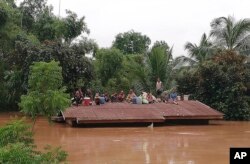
[[156, 77, 163, 98]]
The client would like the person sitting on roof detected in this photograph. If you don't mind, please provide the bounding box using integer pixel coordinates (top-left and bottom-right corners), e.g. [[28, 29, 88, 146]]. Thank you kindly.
[[161, 90, 169, 103], [170, 88, 178, 105], [141, 91, 149, 104], [104, 92, 110, 102], [86, 89, 93, 100], [147, 92, 155, 104], [111, 92, 118, 102], [126, 89, 136, 103], [72, 88, 83, 106], [94, 92, 100, 105], [118, 90, 125, 102]]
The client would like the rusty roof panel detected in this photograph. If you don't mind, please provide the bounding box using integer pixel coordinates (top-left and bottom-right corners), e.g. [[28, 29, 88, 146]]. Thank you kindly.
[[63, 100, 223, 124]]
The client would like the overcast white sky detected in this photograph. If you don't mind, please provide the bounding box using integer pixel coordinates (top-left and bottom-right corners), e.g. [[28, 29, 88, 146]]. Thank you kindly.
[[24, 0, 250, 57]]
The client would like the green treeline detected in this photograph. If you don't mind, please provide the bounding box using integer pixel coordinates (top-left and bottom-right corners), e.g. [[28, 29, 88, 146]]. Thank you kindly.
[[0, 0, 249, 120]]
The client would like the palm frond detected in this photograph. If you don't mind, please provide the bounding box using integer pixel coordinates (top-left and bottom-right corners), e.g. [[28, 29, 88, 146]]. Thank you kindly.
[[210, 16, 250, 53], [172, 56, 197, 70], [185, 33, 214, 62]]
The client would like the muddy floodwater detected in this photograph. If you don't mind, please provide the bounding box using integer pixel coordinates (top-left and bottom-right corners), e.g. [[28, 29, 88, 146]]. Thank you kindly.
[[1, 113, 250, 164]]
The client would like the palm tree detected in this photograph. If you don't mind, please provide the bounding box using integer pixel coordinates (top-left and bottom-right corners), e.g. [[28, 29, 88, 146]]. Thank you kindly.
[[210, 16, 250, 55], [125, 46, 172, 92], [185, 33, 215, 62], [148, 46, 171, 85]]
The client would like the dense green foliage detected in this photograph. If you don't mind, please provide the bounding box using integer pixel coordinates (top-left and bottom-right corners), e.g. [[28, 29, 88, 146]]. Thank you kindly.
[[94, 48, 133, 93], [19, 61, 70, 121], [178, 16, 250, 120], [122, 54, 151, 93], [175, 68, 199, 95], [0, 60, 8, 108], [0, 118, 67, 163], [95, 48, 123, 86], [0, 118, 33, 147], [176, 51, 250, 120], [0, 0, 95, 110]]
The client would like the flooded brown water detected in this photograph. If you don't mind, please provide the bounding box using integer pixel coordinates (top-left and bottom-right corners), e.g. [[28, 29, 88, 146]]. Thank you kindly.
[[1, 113, 250, 164]]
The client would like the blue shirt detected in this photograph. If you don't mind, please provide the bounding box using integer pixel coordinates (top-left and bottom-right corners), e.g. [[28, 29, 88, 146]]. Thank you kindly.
[[170, 92, 177, 99]]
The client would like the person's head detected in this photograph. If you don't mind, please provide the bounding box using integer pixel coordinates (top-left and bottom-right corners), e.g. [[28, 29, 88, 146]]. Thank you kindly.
[[129, 89, 133, 94], [157, 77, 160, 82]]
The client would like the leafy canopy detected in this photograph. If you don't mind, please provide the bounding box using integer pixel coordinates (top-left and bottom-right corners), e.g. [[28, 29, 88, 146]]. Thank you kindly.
[[95, 48, 123, 86], [19, 61, 70, 120], [112, 30, 151, 54], [176, 50, 250, 120]]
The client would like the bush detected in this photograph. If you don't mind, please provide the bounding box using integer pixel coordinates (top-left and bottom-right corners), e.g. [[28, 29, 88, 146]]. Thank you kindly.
[[0, 118, 67, 163], [0, 118, 33, 147]]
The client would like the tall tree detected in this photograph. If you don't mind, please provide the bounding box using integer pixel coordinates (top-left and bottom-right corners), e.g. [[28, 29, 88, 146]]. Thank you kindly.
[[71, 37, 98, 57], [63, 10, 90, 43], [33, 6, 57, 42], [210, 16, 250, 55], [185, 33, 214, 62], [0, 0, 23, 52], [112, 30, 151, 54], [19, 0, 48, 32]]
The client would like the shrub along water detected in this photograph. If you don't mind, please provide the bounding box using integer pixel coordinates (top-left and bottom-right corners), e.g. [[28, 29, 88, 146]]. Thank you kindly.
[[19, 61, 70, 129], [0, 118, 67, 163]]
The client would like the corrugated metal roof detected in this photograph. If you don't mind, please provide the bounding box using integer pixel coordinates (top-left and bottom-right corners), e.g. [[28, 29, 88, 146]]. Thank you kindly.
[[63, 100, 223, 125]]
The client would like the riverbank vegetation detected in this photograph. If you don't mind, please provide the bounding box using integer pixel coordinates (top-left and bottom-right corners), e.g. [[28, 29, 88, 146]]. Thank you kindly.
[[0, 0, 249, 122], [0, 118, 67, 163]]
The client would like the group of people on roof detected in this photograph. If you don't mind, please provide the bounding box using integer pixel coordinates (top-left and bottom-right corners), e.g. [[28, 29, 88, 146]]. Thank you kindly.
[[71, 78, 179, 106]]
